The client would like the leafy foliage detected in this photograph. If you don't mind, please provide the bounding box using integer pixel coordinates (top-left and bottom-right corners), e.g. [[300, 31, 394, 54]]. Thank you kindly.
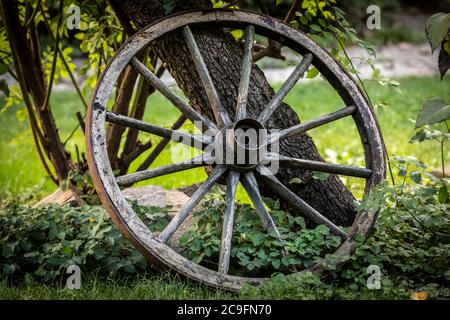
[[425, 12, 450, 79], [426, 13, 450, 53], [240, 271, 450, 300], [0, 202, 169, 282], [179, 196, 341, 276], [242, 166, 450, 299]]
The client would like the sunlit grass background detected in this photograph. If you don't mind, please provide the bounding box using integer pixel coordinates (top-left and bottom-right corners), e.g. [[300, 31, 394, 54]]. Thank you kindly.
[[1, 76, 449, 198]]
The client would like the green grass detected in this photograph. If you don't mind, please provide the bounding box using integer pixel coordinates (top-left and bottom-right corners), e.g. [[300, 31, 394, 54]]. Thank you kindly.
[[1, 76, 449, 197], [0, 273, 233, 300]]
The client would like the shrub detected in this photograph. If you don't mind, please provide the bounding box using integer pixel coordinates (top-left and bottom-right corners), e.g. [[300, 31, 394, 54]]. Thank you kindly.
[[241, 169, 450, 299], [334, 173, 450, 288], [239, 272, 450, 300], [0, 203, 167, 282], [179, 197, 342, 276]]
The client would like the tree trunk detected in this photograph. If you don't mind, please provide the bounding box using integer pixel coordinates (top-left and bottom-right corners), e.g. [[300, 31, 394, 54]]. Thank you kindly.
[[0, 0, 74, 182], [109, 0, 357, 226]]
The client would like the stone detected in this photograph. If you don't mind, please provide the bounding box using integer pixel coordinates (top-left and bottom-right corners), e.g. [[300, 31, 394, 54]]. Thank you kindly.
[[123, 185, 200, 249], [122, 185, 166, 207]]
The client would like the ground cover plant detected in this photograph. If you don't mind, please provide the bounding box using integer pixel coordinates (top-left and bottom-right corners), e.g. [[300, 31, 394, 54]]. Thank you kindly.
[[1, 157, 449, 299]]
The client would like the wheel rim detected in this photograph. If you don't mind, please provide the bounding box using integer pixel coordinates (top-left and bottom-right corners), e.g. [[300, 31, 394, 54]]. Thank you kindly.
[[86, 9, 386, 291]]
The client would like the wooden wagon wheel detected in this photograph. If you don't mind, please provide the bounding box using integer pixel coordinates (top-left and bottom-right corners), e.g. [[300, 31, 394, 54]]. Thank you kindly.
[[86, 10, 386, 291]]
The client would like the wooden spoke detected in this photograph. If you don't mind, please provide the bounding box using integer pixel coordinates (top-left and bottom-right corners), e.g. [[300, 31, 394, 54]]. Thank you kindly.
[[257, 166, 348, 238], [241, 172, 283, 238], [268, 106, 357, 144], [182, 26, 231, 127], [106, 112, 211, 149], [137, 115, 187, 172], [218, 171, 240, 274], [116, 154, 213, 186], [235, 25, 255, 121], [265, 154, 372, 179], [131, 58, 217, 132], [159, 165, 227, 243], [257, 53, 313, 124]]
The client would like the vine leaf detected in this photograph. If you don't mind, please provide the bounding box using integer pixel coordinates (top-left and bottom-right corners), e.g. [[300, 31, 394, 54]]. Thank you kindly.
[[425, 12, 450, 53], [415, 97, 450, 128], [289, 177, 304, 185], [438, 37, 450, 79], [0, 64, 9, 75], [162, 0, 176, 14], [0, 79, 10, 97]]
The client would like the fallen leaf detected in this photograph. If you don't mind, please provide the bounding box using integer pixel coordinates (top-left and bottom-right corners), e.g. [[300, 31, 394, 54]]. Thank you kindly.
[[411, 291, 428, 300]]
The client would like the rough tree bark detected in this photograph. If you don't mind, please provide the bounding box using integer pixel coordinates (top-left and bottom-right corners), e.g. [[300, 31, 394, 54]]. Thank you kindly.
[[109, 0, 357, 226]]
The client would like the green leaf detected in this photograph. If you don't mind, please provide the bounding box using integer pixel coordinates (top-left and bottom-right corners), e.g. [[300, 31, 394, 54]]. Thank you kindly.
[[163, 0, 176, 15], [0, 79, 10, 97], [318, 18, 327, 28], [62, 246, 73, 256], [47, 256, 62, 266], [2, 241, 18, 258], [231, 29, 244, 40], [312, 172, 330, 181], [23, 252, 39, 259], [281, 257, 290, 266], [307, 67, 319, 79], [48, 227, 57, 240], [56, 230, 65, 240], [438, 185, 449, 204], [3, 264, 17, 275], [289, 177, 304, 185], [438, 38, 450, 79], [425, 13, 450, 53], [310, 24, 321, 32], [415, 97, 450, 128], [316, 225, 330, 235], [410, 129, 427, 143], [271, 260, 281, 269], [123, 261, 136, 273], [410, 171, 422, 184], [0, 64, 9, 75], [294, 216, 307, 229], [444, 270, 450, 281], [299, 16, 309, 26], [162, 0, 176, 14]]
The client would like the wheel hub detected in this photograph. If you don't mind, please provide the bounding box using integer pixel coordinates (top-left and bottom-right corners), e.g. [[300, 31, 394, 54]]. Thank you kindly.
[[217, 117, 267, 172]]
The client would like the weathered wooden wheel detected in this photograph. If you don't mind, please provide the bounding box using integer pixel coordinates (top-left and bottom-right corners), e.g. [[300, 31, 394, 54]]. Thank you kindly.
[[86, 10, 386, 291]]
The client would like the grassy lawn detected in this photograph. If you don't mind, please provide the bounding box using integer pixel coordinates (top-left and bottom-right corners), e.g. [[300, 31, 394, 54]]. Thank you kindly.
[[0, 274, 233, 300], [1, 76, 449, 197]]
